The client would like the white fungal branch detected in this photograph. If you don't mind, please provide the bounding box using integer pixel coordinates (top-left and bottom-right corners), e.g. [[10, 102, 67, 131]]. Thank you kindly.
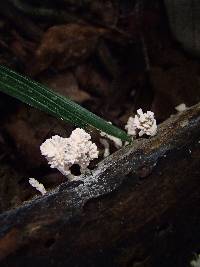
[[125, 108, 157, 137], [100, 131, 122, 148], [99, 138, 110, 158], [40, 135, 70, 175], [29, 178, 46, 195], [191, 254, 200, 267], [40, 128, 99, 176], [100, 122, 122, 148], [175, 103, 187, 112]]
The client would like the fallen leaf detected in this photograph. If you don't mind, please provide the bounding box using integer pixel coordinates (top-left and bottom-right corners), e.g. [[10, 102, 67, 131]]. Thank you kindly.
[[29, 24, 106, 75]]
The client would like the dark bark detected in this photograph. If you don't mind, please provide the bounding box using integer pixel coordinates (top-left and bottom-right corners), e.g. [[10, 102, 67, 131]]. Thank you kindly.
[[0, 103, 200, 267]]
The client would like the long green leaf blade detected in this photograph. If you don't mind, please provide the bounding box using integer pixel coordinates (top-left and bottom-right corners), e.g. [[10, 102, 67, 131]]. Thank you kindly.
[[0, 65, 131, 142]]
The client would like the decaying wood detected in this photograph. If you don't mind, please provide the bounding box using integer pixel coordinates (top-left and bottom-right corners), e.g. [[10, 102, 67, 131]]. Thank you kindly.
[[0, 103, 200, 267]]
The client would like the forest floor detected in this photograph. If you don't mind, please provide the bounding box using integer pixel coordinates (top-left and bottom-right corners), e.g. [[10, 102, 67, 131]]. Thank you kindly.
[[0, 0, 200, 213]]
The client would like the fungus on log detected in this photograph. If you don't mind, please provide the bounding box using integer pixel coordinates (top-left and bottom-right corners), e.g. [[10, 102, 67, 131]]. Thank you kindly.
[[0, 103, 200, 267]]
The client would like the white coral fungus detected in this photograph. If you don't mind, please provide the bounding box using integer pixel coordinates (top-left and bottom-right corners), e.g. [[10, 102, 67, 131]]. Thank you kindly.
[[191, 254, 200, 267], [40, 128, 99, 176], [99, 138, 110, 158], [100, 122, 122, 148], [100, 131, 122, 148], [175, 103, 187, 112], [125, 108, 157, 137], [29, 178, 46, 195]]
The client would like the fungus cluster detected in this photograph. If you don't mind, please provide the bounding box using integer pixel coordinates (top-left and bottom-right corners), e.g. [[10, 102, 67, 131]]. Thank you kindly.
[[40, 128, 99, 176], [30, 109, 157, 194], [125, 109, 157, 137]]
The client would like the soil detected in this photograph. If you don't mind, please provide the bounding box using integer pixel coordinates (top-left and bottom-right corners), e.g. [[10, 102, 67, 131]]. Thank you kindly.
[[0, 0, 200, 214]]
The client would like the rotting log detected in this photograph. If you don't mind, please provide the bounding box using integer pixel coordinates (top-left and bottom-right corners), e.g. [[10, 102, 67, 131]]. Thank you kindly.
[[0, 103, 200, 267]]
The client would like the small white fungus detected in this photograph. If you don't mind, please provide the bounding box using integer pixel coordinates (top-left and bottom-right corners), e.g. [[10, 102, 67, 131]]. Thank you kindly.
[[191, 254, 200, 267], [29, 178, 46, 195], [40, 128, 99, 176], [100, 131, 122, 148], [99, 138, 110, 157], [125, 108, 157, 137], [175, 103, 187, 112], [100, 122, 122, 148]]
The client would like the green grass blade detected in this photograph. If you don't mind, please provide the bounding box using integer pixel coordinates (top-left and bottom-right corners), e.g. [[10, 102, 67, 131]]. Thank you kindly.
[[0, 65, 131, 142]]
